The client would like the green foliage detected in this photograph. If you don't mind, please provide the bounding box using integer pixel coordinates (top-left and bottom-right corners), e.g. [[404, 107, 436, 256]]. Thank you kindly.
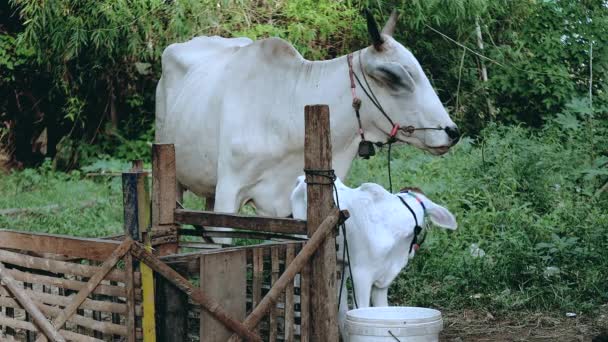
[[0, 33, 33, 82], [346, 100, 608, 313]]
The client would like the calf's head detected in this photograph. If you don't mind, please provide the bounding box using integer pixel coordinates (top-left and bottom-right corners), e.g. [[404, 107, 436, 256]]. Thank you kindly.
[[359, 10, 459, 155]]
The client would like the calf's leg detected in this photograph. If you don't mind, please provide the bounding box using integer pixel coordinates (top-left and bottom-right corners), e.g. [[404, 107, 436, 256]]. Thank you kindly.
[[371, 286, 389, 307]]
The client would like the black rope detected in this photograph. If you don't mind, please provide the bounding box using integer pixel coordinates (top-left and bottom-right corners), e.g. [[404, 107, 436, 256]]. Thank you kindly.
[[397, 195, 424, 254], [304, 168, 358, 310], [303, 168, 336, 185]]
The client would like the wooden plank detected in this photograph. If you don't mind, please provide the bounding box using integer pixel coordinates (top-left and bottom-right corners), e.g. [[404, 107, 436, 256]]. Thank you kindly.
[[160, 242, 304, 277], [178, 242, 223, 250], [0, 230, 122, 261], [129, 241, 262, 342], [300, 261, 311, 342], [0, 262, 66, 342], [0, 249, 130, 283], [180, 228, 306, 242], [124, 253, 137, 342], [0, 297, 127, 336], [269, 248, 279, 342], [152, 144, 179, 255], [284, 245, 295, 342], [252, 248, 264, 322], [0, 287, 132, 314], [152, 144, 177, 226], [0, 315, 104, 342], [122, 172, 141, 241], [35, 239, 132, 342], [304, 104, 339, 341], [6, 267, 127, 298], [226, 209, 341, 342], [174, 209, 308, 235], [200, 250, 247, 341], [155, 273, 188, 342]]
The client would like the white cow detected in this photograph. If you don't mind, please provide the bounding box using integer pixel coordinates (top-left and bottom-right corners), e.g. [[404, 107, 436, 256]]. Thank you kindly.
[[290, 176, 457, 336], [155, 11, 459, 229]]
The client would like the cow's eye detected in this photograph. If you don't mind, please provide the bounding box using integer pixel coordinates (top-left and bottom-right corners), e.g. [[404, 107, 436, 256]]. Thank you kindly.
[[373, 63, 415, 92], [377, 66, 406, 88]]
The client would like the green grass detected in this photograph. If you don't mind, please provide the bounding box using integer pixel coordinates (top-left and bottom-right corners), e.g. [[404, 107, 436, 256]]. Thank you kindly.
[[0, 164, 123, 237], [1, 114, 607, 314]]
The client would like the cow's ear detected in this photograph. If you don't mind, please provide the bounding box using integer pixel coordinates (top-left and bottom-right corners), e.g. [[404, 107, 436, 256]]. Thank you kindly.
[[369, 62, 415, 92], [365, 9, 383, 50], [426, 203, 457, 230]]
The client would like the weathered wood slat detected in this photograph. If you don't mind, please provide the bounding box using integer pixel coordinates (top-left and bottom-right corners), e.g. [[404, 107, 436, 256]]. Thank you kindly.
[[0, 297, 127, 336], [226, 209, 341, 342], [5, 268, 127, 297], [0, 261, 66, 342], [200, 250, 247, 341], [180, 228, 307, 242], [124, 253, 137, 342], [0, 315, 104, 342], [178, 242, 223, 250], [0, 288, 133, 314], [129, 241, 262, 342], [269, 248, 279, 342], [300, 261, 311, 342], [284, 245, 295, 342], [0, 249, 132, 283], [174, 209, 308, 235], [252, 248, 264, 332], [0, 230, 122, 261]]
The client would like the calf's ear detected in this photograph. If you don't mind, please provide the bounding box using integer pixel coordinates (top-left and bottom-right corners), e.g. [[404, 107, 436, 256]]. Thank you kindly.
[[427, 203, 457, 230]]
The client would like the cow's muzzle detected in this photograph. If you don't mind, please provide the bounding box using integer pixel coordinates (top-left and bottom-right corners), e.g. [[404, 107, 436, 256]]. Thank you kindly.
[[444, 125, 460, 146]]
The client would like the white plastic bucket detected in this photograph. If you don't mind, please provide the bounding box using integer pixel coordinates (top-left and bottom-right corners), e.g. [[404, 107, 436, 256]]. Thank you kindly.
[[344, 307, 443, 342]]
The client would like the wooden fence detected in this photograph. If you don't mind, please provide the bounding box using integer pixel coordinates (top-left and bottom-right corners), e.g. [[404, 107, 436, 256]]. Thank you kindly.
[[0, 104, 342, 341], [0, 230, 142, 341]]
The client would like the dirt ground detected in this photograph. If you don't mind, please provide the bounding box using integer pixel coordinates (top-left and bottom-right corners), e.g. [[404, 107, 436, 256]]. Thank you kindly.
[[440, 308, 608, 342]]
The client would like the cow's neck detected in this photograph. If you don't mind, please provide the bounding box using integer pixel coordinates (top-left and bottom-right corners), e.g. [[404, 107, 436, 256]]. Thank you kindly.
[[294, 49, 380, 179]]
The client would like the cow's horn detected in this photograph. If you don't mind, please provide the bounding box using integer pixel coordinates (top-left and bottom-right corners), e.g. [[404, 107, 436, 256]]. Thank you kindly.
[[382, 9, 400, 36], [365, 9, 383, 50]]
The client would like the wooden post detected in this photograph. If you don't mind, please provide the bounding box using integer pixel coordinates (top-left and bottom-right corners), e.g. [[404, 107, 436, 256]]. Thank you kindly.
[[124, 167, 157, 341], [151, 144, 187, 341], [152, 143, 178, 255], [304, 104, 339, 341], [122, 172, 146, 342]]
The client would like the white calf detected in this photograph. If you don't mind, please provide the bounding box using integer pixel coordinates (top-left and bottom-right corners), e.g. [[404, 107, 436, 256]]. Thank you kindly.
[[290, 176, 457, 335]]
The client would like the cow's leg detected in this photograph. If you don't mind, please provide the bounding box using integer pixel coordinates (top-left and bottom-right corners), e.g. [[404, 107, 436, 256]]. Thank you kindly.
[[351, 272, 373, 308], [371, 286, 389, 307], [211, 180, 242, 245], [204, 195, 215, 211]]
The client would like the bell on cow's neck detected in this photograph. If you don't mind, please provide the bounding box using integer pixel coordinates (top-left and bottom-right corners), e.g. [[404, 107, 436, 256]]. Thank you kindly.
[[358, 140, 375, 159]]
